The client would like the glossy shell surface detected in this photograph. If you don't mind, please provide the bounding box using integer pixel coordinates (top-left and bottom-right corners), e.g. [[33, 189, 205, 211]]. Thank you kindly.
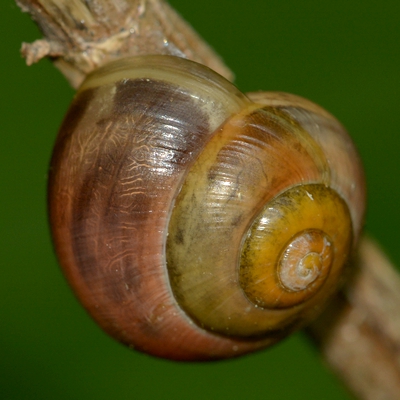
[[49, 55, 366, 360]]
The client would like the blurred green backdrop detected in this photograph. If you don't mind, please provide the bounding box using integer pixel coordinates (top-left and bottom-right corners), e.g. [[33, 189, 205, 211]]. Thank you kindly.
[[1, 0, 399, 399]]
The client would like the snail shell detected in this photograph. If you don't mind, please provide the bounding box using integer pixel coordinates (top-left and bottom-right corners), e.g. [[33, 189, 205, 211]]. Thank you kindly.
[[49, 55, 366, 361]]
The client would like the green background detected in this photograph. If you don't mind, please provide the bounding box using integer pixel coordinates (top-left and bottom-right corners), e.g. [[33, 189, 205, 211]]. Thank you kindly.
[[1, 0, 399, 399]]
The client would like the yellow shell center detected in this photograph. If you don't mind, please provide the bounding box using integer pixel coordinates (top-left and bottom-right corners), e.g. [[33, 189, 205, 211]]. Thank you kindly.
[[239, 184, 351, 310]]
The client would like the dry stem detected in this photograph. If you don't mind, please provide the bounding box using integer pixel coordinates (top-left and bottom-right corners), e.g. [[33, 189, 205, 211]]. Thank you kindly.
[[16, 0, 233, 88], [16, 0, 400, 398], [308, 238, 400, 400]]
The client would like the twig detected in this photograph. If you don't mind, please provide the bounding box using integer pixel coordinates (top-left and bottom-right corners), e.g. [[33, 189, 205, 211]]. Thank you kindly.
[[15, 0, 400, 398], [16, 0, 233, 88], [308, 238, 400, 400]]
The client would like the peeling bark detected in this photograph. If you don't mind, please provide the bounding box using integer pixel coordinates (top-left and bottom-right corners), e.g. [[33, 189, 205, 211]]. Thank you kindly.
[[16, 0, 233, 87]]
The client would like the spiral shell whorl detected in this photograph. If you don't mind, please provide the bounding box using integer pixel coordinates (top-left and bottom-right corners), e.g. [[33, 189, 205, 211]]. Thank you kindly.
[[277, 230, 332, 293], [167, 105, 353, 338], [239, 184, 352, 311], [49, 55, 364, 360]]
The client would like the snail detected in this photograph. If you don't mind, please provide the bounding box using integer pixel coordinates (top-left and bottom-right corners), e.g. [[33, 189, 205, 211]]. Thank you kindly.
[[48, 54, 366, 361]]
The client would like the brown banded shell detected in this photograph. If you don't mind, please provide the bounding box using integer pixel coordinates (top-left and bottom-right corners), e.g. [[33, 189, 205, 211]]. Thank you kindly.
[[48, 55, 366, 360]]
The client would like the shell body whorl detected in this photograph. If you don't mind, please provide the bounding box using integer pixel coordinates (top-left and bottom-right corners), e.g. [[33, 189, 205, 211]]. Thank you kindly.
[[49, 55, 366, 360]]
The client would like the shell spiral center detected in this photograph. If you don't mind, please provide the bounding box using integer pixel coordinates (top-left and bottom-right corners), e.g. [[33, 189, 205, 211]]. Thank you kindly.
[[278, 230, 333, 294]]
